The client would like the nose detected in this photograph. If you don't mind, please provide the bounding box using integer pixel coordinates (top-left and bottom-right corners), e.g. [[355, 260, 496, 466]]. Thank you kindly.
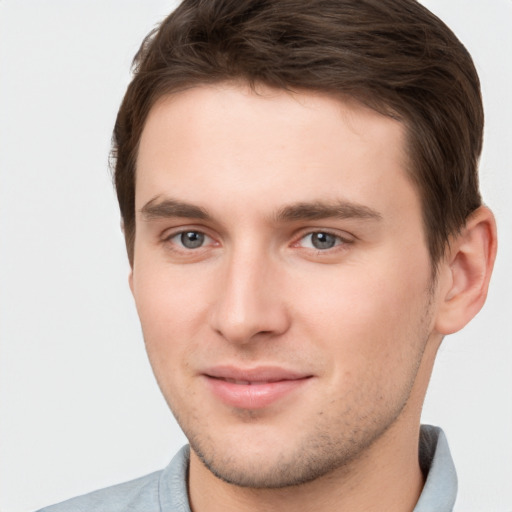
[[209, 247, 291, 345]]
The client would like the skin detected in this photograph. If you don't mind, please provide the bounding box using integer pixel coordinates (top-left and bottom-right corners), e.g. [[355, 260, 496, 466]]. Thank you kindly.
[[130, 83, 496, 512]]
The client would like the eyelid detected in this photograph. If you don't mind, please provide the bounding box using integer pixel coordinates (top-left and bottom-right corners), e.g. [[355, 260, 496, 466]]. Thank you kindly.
[[159, 225, 354, 253], [161, 225, 219, 249], [162, 223, 213, 239], [291, 228, 355, 248]]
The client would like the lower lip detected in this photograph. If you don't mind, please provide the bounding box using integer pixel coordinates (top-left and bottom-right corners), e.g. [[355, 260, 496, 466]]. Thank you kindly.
[[204, 376, 311, 409]]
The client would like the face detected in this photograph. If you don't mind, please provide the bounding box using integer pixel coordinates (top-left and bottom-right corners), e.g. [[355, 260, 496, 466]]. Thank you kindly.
[[131, 83, 438, 488]]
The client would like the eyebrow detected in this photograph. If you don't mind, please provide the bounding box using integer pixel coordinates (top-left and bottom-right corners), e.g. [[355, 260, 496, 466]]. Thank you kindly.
[[140, 197, 211, 221], [140, 196, 382, 223], [274, 201, 382, 222]]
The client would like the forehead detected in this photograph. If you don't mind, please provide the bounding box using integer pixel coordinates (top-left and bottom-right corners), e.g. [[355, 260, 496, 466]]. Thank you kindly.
[[135, 83, 416, 223]]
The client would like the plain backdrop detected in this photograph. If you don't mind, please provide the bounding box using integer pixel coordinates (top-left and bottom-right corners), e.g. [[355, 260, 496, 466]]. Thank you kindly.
[[0, 1, 510, 511]]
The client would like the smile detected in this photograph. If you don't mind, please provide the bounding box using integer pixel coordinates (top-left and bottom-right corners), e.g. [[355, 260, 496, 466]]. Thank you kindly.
[[202, 367, 313, 409], [220, 378, 285, 385]]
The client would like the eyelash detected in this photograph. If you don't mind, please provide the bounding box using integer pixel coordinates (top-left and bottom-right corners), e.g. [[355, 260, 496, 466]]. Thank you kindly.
[[294, 231, 352, 251], [164, 230, 216, 251], [162, 228, 352, 254]]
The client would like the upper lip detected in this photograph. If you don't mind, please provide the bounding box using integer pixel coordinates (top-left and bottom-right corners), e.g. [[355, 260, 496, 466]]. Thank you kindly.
[[203, 365, 312, 383]]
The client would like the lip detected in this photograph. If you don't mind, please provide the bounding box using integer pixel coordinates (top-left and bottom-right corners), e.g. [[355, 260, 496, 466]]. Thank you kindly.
[[202, 366, 313, 409]]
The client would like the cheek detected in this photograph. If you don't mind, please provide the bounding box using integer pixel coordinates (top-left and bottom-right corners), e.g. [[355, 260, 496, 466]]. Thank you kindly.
[[294, 253, 432, 366], [131, 260, 212, 365], [305, 269, 432, 418]]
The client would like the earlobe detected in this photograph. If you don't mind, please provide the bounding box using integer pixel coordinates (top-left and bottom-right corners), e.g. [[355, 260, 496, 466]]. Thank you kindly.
[[435, 206, 497, 335]]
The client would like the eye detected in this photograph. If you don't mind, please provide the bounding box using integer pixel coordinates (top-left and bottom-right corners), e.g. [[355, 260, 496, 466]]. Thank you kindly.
[[169, 230, 211, 249], [299, 231, 345, 250]]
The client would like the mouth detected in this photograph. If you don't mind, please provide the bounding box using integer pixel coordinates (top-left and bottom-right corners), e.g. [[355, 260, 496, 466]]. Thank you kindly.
[[202, 366, 313, 409], [220, 378, 274, 385]]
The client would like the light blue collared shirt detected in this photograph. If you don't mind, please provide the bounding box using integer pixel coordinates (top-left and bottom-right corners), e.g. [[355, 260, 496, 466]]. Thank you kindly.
[[37, 425, 457, 512]]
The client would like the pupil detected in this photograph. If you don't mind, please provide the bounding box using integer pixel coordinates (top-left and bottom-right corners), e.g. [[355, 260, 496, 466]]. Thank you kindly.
[[312, 232, 336, 250], [181, 231, 204, 249]]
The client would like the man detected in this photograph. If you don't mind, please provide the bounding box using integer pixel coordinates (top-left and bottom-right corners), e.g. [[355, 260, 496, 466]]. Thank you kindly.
[[38, 0, 497, 510]]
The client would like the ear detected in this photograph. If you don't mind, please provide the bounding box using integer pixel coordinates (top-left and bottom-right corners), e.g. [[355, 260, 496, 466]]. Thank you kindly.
[[121, 219, 135, 294], [128, 268, 134, 295], [435, 206, 497, 335]]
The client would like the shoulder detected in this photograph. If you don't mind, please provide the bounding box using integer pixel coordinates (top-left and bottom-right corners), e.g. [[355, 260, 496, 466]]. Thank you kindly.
[[36, 470, 162, 512], [36, 446, 191, 512]]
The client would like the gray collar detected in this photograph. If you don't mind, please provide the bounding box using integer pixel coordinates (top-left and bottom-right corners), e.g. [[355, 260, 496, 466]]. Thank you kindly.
[[414, 425, 458, 511]]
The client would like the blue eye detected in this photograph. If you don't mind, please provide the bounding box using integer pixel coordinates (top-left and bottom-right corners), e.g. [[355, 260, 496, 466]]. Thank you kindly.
[[176, 231, 206, 249], [301, 232, 342, 250]]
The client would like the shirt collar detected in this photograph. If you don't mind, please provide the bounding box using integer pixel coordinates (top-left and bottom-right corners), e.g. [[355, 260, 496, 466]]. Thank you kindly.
[[413, 425, 458, 511]]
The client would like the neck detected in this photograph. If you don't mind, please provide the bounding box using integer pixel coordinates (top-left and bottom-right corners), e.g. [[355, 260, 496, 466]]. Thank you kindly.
[[188, 414, 425, 512]]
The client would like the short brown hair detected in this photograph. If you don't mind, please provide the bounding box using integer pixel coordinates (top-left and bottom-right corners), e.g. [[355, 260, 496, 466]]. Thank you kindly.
[[112, 0, 483, 269]]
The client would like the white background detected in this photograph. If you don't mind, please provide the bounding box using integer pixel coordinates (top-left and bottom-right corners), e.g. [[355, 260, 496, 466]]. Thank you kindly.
[[0, 1, 510, 511]]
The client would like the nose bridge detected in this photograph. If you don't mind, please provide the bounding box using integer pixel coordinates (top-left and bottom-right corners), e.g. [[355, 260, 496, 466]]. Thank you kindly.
[[210, 240, 288, 344]]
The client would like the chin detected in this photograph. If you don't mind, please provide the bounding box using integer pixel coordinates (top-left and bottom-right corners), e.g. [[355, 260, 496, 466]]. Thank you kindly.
[[193, 446, 333, 488], [188, 427, 368, 489]]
